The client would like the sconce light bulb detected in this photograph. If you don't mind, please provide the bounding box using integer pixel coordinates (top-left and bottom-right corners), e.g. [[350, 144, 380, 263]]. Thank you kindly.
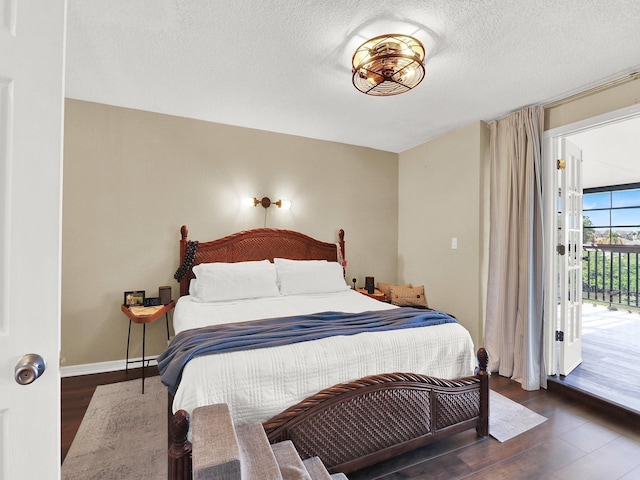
[[279, 199, 292, 210], [242, 196, 258, 207]]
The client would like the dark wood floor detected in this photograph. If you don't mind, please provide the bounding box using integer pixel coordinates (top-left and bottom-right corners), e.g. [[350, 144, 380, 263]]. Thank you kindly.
[[62, 366, 640, 479], [351, 375, 640, 480]]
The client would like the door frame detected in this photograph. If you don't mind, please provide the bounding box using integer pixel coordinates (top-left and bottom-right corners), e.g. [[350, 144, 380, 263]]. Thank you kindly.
[[543, 103, 640, 376]]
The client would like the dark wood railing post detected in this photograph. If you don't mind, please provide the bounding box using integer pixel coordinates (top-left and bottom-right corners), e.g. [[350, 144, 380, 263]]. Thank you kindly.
[[626, 251, 631, 306], [635, 252, 640, 307], [608, 251, 614, 308], [595, 249, 600, 301]]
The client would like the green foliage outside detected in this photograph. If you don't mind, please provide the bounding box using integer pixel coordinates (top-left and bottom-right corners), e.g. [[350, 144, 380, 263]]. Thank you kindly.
[[582, 249, 640, 307], [583, 216, 595, 244], [582, 215, 640, 307]]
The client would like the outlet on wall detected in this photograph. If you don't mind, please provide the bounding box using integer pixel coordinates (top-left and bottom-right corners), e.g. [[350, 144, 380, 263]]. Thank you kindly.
[[451, 237, 458, 249]]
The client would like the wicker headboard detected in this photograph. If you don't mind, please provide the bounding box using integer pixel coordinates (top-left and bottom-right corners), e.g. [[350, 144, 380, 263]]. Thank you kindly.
[[174, 225, 346, 297]]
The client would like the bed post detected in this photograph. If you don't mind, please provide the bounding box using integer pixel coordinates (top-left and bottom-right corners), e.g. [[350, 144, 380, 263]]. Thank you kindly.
[[180, 225, 188, 258], [338, 229, 346, 277], [178, 226, 190, 297], [169, 410, 192, 480], [476, 347, 489, 437]]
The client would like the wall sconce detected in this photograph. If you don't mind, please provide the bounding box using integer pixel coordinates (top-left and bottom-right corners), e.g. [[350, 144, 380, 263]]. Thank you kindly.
[[243, 196, 292, 210]]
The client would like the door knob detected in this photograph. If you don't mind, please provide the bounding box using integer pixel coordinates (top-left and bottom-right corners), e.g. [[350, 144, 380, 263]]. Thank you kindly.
[[14, 353, 46, 385]]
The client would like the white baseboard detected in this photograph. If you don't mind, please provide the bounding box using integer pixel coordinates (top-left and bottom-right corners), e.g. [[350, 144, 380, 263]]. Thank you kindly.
[[60, 357, 158, 378]]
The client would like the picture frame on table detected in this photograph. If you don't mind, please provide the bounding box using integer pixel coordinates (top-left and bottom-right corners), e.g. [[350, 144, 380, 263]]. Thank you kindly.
[[124, 290, 145, 307]]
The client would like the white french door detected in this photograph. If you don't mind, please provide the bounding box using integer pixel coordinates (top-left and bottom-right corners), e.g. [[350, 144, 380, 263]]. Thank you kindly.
[[544, 104, 640, 379], [557, 138, 583, 375], [0, 1, 66, 479]]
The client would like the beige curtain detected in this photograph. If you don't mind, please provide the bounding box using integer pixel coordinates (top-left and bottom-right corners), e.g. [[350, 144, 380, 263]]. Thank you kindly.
[[485, 105, 546, 391]]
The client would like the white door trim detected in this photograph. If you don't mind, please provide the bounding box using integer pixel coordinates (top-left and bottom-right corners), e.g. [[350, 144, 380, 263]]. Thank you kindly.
[[545, 103, 640, 138]]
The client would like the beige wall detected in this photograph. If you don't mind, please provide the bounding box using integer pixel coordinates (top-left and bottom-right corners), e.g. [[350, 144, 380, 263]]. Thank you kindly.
[[398, 80, 640, 347], [545, 76, 640, 130], [397, 122, 490, 348], [391, 76, 640, 353], [392, 78, 640, 353], [62, 99, 398, 367], [62, 78, 640, 369]]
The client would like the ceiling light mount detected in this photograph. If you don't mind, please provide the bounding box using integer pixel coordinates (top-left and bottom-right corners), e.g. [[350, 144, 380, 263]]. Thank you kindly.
[[352, 33, 426, 96]]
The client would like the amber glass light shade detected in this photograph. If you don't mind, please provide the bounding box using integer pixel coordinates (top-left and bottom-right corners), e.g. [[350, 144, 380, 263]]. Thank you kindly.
[[352, 34, 426, 96]]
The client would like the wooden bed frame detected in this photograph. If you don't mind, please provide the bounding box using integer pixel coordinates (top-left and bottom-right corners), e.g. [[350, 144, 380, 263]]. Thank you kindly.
[[168, 225, 489, 479]]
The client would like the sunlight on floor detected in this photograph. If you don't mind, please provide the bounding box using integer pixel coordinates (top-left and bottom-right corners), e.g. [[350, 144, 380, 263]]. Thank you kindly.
[[581, 302, 640, 334]]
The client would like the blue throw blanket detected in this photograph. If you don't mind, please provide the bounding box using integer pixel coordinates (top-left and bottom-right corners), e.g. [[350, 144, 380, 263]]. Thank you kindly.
[[157, 307, 457, 395]]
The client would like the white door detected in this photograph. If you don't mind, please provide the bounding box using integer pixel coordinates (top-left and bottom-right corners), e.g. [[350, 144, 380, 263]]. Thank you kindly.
[[557, 138, 583, 375], [0, 1, 66, 479]]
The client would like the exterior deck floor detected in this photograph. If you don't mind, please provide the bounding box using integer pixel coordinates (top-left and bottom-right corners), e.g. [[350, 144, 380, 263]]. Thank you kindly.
[[548, 302, 640, 415]]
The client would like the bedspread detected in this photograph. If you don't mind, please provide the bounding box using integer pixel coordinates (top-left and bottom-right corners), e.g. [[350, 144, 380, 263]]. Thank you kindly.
[[168, 289, 476, 427], [171, 325, 475, 427], [159, 307, 458, 395]]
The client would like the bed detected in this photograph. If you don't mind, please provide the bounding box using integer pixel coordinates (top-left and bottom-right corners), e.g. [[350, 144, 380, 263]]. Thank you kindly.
[[164, 226, 489, 479]]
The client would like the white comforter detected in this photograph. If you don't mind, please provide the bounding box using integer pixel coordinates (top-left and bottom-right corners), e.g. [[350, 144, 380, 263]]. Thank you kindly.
[[170, 289, 476, 426]]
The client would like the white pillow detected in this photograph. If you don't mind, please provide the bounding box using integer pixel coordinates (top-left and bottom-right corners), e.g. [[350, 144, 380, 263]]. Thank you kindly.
[[189, 260, 280, 302], [274, 258, 348, 295]]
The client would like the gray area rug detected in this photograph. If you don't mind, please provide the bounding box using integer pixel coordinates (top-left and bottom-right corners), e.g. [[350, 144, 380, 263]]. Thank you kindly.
[[62, 376, 167, 480], [61, 377, 546, 478], [489, 390, 547, 442]]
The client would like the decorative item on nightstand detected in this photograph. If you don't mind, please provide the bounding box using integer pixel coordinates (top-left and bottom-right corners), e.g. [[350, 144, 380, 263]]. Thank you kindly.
[[356, 277, 389, 302], [144, 297, 161, 306], [124, 290, 145, 307], [365, 276, 375, 294], [159, 285, 172, 305]]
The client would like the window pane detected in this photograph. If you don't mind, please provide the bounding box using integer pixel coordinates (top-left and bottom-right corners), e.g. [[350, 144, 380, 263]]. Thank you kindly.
[[612, 189, 640, 208], [584, 210, 609, 227], [611, 207, 640, 227], [583, 192, 610, 210]]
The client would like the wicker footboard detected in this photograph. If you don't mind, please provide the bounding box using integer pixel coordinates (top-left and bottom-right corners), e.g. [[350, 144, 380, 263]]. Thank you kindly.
[[168, 348, 489, 479], [263, 347, 489, 473]]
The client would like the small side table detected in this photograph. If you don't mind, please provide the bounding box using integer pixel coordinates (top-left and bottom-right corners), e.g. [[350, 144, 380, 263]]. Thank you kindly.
[[121, 300, 175, 393], [356, 288, 389, 302]]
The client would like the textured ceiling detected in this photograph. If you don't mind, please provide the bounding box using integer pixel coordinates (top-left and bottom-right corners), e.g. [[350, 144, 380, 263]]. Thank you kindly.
[[65, 1, 640, 154]]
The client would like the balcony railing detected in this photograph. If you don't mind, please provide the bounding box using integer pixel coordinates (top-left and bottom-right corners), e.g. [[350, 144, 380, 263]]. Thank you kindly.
[[582, 244, 640, 310]]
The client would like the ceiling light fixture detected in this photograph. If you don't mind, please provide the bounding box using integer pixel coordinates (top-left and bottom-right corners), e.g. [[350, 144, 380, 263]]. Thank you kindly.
[[351, 33, 426, 96]]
